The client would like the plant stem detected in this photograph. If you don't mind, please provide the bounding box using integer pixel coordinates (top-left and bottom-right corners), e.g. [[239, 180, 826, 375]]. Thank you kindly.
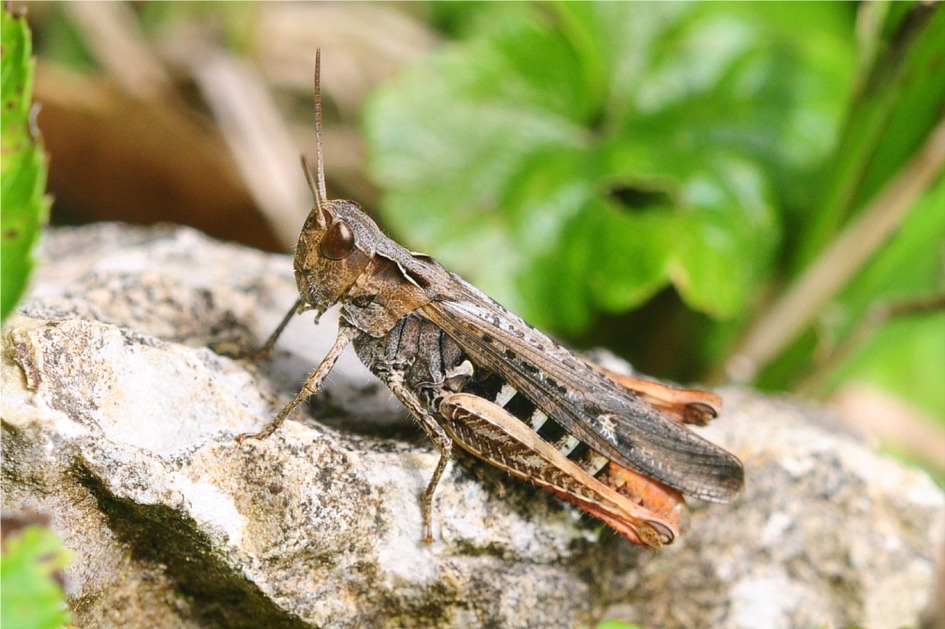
[[721, 114, 945, 385]]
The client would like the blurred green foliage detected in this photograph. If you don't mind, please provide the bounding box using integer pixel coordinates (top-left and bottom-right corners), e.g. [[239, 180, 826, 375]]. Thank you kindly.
[[0, 525, 72, 629], [366, 2, 856, 331], [1, 6, 49, 322], [756, 5, 945, 423], [589, 622, 644, 629], [795, 3, 945, 269], [768, 177, 945, 420], [364, 2, 944, 431]]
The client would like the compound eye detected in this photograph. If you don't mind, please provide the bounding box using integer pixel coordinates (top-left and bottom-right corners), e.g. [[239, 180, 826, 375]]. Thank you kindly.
[[319, 220, 355, 259]]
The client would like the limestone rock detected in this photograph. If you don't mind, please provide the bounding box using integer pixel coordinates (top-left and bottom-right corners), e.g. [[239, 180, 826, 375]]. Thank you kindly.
[[2, 224, 942, 629]]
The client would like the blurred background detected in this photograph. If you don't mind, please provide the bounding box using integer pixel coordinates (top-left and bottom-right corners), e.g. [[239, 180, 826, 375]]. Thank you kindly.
[[16, 1, 945, 481]]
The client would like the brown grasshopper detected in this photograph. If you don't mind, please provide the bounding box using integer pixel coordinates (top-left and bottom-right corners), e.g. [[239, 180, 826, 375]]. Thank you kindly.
[[237, 51, 743, 549]]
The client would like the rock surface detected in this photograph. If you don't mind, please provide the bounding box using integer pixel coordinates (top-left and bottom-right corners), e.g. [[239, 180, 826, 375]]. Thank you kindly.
[[2, 223, 943, 629]]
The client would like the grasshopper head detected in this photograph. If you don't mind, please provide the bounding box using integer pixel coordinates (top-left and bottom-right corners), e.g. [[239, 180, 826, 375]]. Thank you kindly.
[[293, 197, 379, 315], [292, 51, 381, 316]]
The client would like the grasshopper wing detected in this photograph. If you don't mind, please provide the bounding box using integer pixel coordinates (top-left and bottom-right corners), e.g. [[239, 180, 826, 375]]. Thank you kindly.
[[421, 280, 744, 503]]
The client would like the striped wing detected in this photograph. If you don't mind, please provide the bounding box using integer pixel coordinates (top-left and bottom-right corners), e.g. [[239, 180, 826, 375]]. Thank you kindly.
[[421, 279, 744, 503]]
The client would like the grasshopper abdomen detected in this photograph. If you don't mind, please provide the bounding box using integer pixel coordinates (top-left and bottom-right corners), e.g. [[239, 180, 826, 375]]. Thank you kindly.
[[353, 314, 687, 547]]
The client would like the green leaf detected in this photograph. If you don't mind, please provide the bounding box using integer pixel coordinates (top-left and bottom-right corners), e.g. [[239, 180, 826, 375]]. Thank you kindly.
[[749, 4, 945, 412], [1, 6, 50, 322], [820, 176, 945, 419], [365, 3, 855, 333], [756, 174, 945, 414], [796, 4, 945, 268], [1, 525, 72, 629]]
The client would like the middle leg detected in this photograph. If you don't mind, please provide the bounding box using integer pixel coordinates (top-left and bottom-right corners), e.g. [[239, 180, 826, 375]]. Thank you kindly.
[[388, 378, 453, 543]]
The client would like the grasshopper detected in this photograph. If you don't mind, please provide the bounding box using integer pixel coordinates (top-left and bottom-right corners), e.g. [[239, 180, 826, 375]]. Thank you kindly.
[[238, 52, 743, 549]]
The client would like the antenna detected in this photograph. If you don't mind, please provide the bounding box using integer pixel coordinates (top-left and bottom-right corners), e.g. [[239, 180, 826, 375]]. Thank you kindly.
[[313, 49, 328, 206], [300, 155, 320, 208]]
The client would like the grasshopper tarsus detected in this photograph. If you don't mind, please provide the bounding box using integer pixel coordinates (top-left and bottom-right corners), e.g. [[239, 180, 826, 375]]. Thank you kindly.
[[235, 393, 303, 442], [238, 327, 356, 443], [387, 378, 454, 543], [234, 430, 261, 445], [242, 344, 277, 364], [421, 451, 452, 544], [238, 297, 307, 363], [236, 389, 305, 443], [216, 297, 307, 363], [235, 406, 291, 443], [207, 339, 256, 360], [208, 335, 280, 363]]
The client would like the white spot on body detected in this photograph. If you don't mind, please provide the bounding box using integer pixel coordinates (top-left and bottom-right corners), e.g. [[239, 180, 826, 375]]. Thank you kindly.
[[556, 435, 580, 456], [530, 409, 548, 431], [445, 360, 474, 379], [585, 453, 609, 475], [495, 384, 517, 408], [597, 414, 617, 443]]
